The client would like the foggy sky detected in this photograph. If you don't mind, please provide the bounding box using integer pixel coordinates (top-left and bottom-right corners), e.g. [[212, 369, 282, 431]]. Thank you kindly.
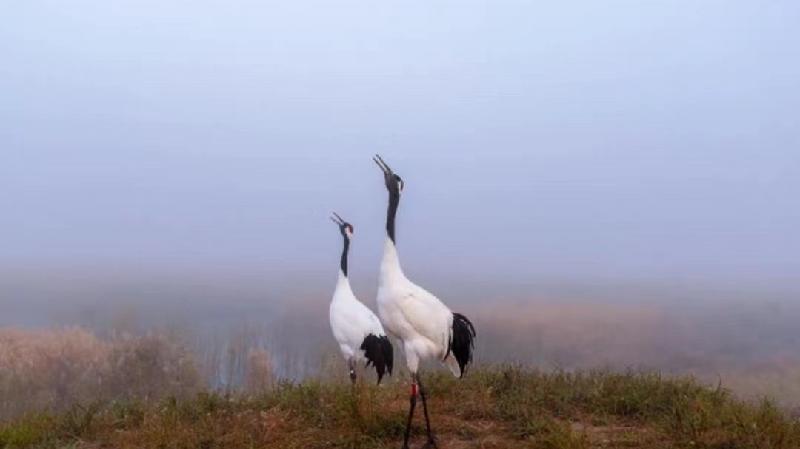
[[2, 1, 799, 291]]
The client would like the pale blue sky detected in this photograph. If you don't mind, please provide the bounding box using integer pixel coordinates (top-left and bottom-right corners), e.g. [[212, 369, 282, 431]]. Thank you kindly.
[[2, 1, 799, 289]]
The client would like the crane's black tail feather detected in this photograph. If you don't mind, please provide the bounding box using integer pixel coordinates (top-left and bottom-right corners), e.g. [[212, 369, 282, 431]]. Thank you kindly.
[[361, 334, 394, 384], [449, 312, 477, 378]]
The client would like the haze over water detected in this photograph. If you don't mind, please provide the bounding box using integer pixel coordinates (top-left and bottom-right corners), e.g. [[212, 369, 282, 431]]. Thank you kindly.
[[2, 1, 799, 402]]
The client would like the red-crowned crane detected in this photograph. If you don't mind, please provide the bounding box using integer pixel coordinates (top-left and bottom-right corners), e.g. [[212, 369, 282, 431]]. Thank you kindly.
[[328, 212, 393, 385], [372, 156, 476, 449]]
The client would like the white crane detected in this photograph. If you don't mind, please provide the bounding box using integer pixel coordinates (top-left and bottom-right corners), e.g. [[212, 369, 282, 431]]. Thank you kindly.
[[328, 212, 394, 385], [372, 155, 476, 449]]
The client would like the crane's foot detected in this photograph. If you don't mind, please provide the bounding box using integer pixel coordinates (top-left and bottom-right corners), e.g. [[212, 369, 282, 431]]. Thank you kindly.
[[420, 436, 438, 449]]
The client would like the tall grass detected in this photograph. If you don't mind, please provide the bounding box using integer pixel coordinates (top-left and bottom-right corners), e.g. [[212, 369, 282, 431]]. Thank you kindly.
[[2, 366, 799, 449], [0, 328, 203, 419]]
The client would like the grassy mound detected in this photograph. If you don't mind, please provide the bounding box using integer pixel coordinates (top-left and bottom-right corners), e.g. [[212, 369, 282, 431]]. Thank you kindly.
[[2, 366, 798, 448]]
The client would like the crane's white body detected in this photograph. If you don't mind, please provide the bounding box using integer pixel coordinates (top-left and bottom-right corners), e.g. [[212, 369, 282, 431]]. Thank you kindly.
[[330, 270, 387, 362], [377, 238, 460, 376]]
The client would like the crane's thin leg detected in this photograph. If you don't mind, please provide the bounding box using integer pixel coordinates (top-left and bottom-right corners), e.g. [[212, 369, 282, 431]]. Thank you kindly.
[[348, 359, 357, 386], [417, 373, 438, 449], [347, 358, 362, 422], [402, 374, 418, 449]]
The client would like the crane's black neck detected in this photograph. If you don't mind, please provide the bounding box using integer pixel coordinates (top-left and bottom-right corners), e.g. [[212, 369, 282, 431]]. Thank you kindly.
[[386, 191, 400, 244], [340, 236, 350, 277]]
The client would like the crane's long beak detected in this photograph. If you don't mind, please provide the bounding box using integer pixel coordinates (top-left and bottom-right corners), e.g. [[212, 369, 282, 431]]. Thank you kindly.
[[373, 154, 392, 174], [330, 212, 345, 226]]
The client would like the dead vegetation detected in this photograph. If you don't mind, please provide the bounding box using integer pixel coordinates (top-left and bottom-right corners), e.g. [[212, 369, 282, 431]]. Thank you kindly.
[[0, 328, 202, 419]]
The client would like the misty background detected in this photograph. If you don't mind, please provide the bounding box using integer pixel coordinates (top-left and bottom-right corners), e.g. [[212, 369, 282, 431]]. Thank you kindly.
[[1, 1, 799, 414]]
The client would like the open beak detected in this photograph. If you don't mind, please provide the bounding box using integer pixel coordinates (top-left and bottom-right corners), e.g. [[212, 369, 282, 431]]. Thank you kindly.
[[373, 154, 392, 175], [330, 212, 345, 226]]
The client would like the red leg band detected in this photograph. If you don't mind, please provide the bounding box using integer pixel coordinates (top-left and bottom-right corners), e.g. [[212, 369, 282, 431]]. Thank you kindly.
[[411, 383, 418, 397]]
